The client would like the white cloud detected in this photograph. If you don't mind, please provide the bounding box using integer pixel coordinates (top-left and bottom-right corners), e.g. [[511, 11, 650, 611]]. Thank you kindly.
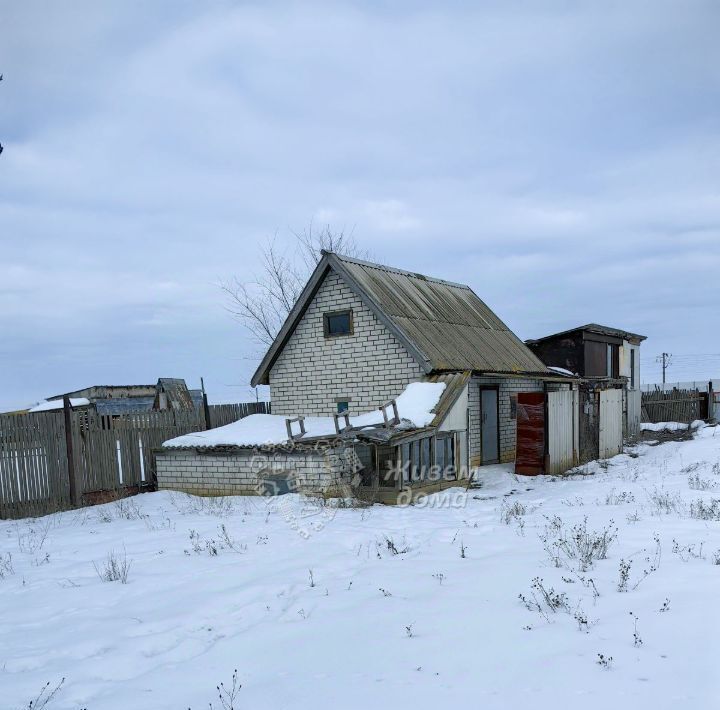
[[1, 0, 719, 408]]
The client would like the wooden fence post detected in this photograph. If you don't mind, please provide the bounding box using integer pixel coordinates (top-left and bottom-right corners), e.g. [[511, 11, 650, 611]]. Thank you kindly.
[[63, 396, 81, 507], [201, 377, 212, 430]]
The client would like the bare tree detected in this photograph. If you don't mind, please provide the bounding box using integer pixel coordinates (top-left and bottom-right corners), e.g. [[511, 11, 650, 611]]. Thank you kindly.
[[223, 224, 367, 346]]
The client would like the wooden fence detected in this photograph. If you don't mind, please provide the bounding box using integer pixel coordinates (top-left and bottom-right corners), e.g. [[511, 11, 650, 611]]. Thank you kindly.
[[641, 388, 709, 424], [207, 401, 270, 428], [0, 401, 269, 519], [0, 412, 71, 519]]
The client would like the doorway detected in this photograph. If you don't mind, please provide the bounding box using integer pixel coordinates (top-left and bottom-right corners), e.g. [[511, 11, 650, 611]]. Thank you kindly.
[[479, 387, 500, 465]]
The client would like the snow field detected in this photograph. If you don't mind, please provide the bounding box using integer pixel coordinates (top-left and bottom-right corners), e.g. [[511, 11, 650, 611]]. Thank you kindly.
[[1, 424, 720, 709]]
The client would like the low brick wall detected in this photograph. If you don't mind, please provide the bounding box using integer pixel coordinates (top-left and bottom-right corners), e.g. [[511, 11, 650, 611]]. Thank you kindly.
[[156, 445, 357, 497]]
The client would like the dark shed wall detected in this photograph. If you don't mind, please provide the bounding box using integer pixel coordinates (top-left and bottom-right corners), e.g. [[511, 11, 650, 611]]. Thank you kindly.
[[528, 333, 584, 375]]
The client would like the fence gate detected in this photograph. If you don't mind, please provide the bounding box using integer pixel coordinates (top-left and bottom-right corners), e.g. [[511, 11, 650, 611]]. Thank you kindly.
[[599, 389, 623, 459], [515, 392, 545, 475], [546, 390, 579, 474], [71, 409, 206, 500]]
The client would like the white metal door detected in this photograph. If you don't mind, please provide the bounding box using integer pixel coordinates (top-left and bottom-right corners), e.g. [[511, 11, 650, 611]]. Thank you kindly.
[[599, 389, 623, 459], [547, 390, 578, 474]]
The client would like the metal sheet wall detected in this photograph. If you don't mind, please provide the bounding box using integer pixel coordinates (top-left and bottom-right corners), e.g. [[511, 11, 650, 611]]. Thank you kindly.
[[547, 389, 578, 474], [626, 390, 641, 436], [599, 389, 623, 458]]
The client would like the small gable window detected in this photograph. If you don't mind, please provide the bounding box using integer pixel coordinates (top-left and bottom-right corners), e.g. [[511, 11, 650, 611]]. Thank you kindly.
[[337, 401, 349, 414], [324, 310, 353, 337]]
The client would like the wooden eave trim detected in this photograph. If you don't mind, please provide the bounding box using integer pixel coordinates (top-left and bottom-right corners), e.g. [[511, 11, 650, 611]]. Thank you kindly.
[[250, 258, 332, 387]]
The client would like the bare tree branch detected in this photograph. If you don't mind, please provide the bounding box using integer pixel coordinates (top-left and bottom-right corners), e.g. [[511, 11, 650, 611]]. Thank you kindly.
[[222, 225, 368, 346]]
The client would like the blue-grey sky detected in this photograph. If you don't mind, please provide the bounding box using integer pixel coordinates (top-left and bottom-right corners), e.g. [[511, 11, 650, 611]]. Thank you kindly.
[[1, 1, 719, 411]]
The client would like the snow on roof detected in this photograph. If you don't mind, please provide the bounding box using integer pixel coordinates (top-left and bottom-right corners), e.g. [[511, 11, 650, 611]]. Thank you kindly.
[[163, 381, 446, 449], [28, 398, 91, 413], [547, 366, 577, 377]]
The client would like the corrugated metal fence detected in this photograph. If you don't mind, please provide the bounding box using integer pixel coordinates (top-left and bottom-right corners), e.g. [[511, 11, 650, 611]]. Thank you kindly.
[[546, 389, 579, 474], [599, 389, 623, 459], [0, 401, 269, 519], [626, 390, 641, 437]]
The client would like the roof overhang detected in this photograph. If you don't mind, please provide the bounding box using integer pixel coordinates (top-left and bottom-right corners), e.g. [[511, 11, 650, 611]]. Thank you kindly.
[[527, 323, 647, 346]]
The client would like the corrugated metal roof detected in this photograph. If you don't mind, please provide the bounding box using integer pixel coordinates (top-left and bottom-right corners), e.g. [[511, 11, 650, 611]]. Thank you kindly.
[[333, 254, 551, 375], [251, 252, 554, 386], [527, 323, 647, 344]]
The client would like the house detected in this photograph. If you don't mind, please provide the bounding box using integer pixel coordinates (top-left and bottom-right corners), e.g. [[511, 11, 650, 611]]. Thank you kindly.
[[526, 324, 647, 450], [251, 251, 577, 467], [157, 252, 577, 501], [40, 378, 203, 415]]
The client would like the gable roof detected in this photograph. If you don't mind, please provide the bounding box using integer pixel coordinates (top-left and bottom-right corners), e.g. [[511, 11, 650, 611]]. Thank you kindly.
[[251, 252, 552, 386], [526, 323, 647, 345]]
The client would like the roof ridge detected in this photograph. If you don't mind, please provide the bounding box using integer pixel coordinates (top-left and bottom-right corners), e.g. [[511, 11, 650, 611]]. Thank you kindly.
[[326, 251, 473, 290]]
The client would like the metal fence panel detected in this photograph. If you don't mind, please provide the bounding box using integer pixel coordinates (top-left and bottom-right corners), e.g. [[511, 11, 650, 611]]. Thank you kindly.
[[547, 389, 578, 474], [599, 389, 623, 459]]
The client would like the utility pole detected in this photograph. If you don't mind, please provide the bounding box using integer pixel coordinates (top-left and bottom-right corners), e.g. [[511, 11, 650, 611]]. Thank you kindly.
[[657, 352, 672, 385]]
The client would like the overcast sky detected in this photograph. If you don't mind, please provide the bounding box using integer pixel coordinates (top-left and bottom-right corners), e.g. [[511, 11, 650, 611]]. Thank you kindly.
[[1, 1, 719, 411]]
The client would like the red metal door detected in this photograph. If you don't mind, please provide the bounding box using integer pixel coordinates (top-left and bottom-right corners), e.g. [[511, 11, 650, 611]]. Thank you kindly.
[[515, 392, 545, 475]]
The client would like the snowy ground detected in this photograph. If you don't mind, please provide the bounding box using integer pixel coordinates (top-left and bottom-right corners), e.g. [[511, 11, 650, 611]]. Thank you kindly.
[[2, 425, 720, 709]]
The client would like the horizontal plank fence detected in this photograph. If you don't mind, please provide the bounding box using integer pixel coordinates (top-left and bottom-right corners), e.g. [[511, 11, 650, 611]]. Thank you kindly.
[[641, 388, 709, 424], [0, 401, 266, 519]]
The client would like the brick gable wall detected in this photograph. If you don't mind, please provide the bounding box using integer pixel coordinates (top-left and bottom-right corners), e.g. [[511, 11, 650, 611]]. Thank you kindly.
[[268, 270, 424, 416]]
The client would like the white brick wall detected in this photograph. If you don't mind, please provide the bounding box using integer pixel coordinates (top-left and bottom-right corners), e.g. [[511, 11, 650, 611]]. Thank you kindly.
[[469, 376, 544, 465], [156, 446, 357, 496], [269, 271, 425, 416]]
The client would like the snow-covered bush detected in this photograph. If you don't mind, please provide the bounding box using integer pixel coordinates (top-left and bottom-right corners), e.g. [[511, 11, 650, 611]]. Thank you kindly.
[[189, 669, 241, 710], [16, 520, 51, 554], [519, 577, 571, 621], [19, 678, 70, 710], [689, 498, 720, 521], [500, 500, 527, 523], [0, 551, 14, 579], [169, 492, 238, 517], [604, 489, 635, 505], [93, 550, 131, 583], [646, 487, 685, 516], [672, 539, 705, 561], [687, 473, 715, 491], [185, 525, 246, 555], [539, 515, 617, 572], [617, 558, 631, 592], [114, 497, 147, 520]]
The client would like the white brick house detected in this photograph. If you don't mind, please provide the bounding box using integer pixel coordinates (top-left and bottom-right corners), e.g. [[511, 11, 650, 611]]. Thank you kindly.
[[252, 251, 570, 469]]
